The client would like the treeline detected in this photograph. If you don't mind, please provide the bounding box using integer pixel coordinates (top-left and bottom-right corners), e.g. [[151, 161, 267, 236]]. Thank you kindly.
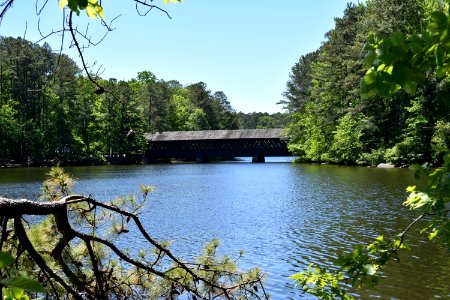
[[236, 112, 290, 129], [0, 36, 286, 166], [282, 0, 450, 166]]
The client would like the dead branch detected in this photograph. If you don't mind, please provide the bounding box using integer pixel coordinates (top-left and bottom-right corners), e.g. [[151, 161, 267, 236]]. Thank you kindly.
[[0, 0, 14, 23], [0, 195, 268, 299]]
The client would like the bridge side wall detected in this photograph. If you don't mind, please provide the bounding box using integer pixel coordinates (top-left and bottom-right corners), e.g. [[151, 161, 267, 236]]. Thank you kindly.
[[145, 138, 291, 162]]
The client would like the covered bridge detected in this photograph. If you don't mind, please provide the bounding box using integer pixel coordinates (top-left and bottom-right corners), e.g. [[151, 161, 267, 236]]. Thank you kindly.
[[144, 128, 291, 162]]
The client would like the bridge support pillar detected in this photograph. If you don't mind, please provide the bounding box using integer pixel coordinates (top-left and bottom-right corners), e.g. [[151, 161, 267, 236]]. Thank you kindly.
[[195, 156, 211, 163], [252, 155, 265, 163]]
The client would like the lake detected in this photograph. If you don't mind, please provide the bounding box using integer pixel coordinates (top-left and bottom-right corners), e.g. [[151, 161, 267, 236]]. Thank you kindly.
[[0, 159, 449, 299]]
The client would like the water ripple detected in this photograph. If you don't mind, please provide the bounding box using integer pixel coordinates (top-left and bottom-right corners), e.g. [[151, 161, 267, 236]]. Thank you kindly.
[[0, 164, 448, 299]]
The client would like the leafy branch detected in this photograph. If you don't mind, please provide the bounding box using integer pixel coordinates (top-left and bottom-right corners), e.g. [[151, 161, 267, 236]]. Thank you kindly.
[[293, 3, 450, 298], [0, 167, 268, 299], [0, 0, 182, 102]]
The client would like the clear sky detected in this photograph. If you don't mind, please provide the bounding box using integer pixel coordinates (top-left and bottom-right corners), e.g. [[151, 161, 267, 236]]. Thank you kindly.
[[1, 0, 356, 113]]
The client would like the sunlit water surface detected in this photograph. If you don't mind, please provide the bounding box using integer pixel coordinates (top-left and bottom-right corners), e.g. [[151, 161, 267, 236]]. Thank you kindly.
[[1, 159, 449, 299]]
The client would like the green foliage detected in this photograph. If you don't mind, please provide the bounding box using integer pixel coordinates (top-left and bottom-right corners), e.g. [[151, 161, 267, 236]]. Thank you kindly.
[[0, 252, 15, 268], [291, 264, 352, 300], [360, 3, 450, 98], [357, 148, 386, 166], [283, 0, 444, 167], [291, 230, 415, 298], [160, 239, 265, 299], [406, 152, 450, 245], [384, 98, 430, 165], [0, 37, 242, 166], [0, 103, 20, 164], [237, 112, 290, 129], [59, 0, 104, 18], [431, 120, 450, 163], [2, 168, 267, 299], [0, 251, 45, 299], [41, 166, 75, 201], [58, 0, 182, 19], [280, 51, 319, 113], [326, 113, 364, 164], [293, 0, 450, 298]]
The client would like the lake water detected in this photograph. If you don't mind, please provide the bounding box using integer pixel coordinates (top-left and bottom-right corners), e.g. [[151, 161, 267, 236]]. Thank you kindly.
[[0, 159, 449, 299]]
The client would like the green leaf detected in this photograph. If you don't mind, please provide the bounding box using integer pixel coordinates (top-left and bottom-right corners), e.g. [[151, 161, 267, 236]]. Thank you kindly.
[[409, 67, 427, 84], [409, 41, 423, 54], [364, 50, 376, 68], [96, 5, 105, 19], [429, 229, 440, 240], [2, 287, 14, 299], [363, 42, 375, 51], [435, 45, 445, 66], [391, 63, 410, 85], [363, 264, 378, 276], [78, 0, 88, 9], [430, 11, 448, 32], [0, 276, 46, 293], [439, 28, 448, 42], [377, 38, 394, 65], [436, 65, 448, 78], [360, 69, 378, 99], [391, 31, 405, 46], [85, 5, 97, 18], [376, 71, 400, 98], [0, 251, 15, 268], [67, 0, 80, 14], [10, 286, 24, 299], [59, 0, 68, 9], [402, 78, 418, 95]]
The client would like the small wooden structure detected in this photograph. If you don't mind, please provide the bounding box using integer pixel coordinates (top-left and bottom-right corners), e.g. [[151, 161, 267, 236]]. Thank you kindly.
[[144, 128, 291, 163]]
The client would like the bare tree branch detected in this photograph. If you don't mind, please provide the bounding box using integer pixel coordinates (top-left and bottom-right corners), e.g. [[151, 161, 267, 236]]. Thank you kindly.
[[0, 0, 14, 23], [133, 0, 172, 18], [35, 0, 49, 15]]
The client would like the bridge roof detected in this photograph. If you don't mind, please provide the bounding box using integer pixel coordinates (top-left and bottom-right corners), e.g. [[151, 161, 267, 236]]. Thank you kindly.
[[145, 128, 286, 142]]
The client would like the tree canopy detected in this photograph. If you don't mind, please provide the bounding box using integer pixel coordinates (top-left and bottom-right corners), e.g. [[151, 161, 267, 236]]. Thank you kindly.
[[283, 0, 450, 167], [288, 0, 450, 298], [0, 34, 286, 166]]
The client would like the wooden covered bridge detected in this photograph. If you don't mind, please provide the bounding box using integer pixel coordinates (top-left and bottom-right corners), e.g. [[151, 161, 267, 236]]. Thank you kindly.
[[144, 128, 291, 163]]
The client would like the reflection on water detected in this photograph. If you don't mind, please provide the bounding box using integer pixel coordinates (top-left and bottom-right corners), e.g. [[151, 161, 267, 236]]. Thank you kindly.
[[0, 161, 448, 299]]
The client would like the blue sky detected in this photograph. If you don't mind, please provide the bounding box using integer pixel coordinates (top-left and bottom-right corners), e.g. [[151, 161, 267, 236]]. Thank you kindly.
[[1, 1, 356, 113]]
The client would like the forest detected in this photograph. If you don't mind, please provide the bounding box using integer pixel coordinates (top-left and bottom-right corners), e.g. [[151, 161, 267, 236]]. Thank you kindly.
[[3, 1, 450, 168], [281, 0, 450, 166], [0, 37, 288, 166], [0, 0, 449, 299]]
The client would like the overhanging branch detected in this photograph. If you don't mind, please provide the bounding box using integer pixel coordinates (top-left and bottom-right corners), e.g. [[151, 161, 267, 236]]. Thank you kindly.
[[0, 195, 268, 299]]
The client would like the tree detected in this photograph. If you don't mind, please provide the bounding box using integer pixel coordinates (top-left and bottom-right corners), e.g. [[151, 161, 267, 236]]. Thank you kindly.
[[0, 0, 183, 100], [142, 79, 172, 133], [0, 103, 20, 165], [0, 37, 55, 164], [212, 91, 239, 130], [292, 1, 450, 298], [325, 112, 364, 164], [283, 0, 446, 167], [0, 167, 268, 299], [285, 3, 367, 164], [71, 77, 107, 163], [236, 112, 290, 129], [279, 51, 318, 113], [0, 2, 270, 298], [186, 82, 218, 130], [50, 54, 82, 163]]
